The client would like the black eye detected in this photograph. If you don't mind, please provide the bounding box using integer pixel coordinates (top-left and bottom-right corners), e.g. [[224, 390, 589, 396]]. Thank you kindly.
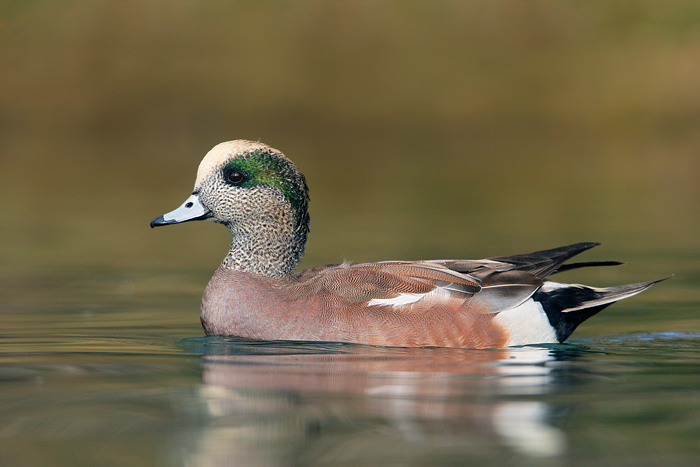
[[227, 171, 244, 184]]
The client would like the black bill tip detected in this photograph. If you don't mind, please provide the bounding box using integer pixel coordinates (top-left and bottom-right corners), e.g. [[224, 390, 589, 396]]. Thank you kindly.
[[150, 215, 170, 228], [150, 211, 213, 229]]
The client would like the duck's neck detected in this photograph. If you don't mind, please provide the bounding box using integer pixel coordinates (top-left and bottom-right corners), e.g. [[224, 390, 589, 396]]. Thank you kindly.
[[221, 225, 306, 278]]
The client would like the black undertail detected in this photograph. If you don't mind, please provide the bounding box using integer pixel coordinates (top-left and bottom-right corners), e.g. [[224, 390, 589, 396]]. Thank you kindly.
[[533, 286, 612, 342]]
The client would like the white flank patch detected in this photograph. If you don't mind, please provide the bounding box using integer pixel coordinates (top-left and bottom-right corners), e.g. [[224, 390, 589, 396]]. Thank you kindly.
[[492, 299, 558, 346]]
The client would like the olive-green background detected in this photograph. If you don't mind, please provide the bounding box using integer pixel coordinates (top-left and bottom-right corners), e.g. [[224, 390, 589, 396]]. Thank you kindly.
[[2, 1, 698, 271]]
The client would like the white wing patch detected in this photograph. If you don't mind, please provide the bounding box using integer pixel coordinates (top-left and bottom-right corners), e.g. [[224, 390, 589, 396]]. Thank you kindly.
[[367, 286, 456, 308], [367, 293, 425, 307]]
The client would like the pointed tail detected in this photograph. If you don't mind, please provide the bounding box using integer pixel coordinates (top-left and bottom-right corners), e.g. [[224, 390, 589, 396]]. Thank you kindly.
[[535, 277, 671, 342]]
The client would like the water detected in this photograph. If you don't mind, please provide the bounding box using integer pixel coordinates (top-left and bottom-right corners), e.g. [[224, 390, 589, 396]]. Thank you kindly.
[[2, 257, 699, 466], [1, 237, 698, 467], [2, 1, 700, 465], [2, 310, 699, 465]]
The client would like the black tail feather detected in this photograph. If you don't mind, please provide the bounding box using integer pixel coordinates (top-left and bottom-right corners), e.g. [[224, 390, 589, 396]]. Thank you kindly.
[[554, 261, 623, 274], [490, 242, 602, 278]]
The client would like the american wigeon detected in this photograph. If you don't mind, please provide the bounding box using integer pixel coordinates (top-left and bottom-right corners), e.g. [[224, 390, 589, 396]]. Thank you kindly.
[[151, 140, 666, 348]]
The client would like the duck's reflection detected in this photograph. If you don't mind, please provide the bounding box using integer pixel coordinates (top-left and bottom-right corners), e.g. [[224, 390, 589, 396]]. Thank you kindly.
[[176, 341, 567, 465]]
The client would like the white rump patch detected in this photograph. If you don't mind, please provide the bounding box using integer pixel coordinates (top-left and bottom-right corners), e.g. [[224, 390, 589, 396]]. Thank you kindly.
[[492, 299, 558, 346]]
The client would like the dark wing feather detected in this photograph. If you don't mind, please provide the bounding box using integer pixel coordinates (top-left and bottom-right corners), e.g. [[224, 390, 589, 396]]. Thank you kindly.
[[488, 242, 602, 278]]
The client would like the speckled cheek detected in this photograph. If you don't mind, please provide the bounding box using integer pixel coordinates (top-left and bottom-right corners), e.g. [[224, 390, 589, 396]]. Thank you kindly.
[[196, 179, 226, 217]]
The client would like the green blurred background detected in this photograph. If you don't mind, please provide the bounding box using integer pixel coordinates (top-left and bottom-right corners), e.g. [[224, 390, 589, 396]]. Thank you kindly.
[[1, 0, 698, 292]]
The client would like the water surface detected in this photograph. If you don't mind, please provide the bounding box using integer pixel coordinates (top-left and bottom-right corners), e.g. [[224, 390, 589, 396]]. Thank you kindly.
[[2, 266, 699, 466]]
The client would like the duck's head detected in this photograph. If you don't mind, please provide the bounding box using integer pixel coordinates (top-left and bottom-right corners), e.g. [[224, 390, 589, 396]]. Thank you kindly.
[[151, 140, 310, 277]]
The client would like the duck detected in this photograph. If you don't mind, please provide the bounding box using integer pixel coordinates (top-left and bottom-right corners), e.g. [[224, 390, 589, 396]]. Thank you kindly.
[[151, 140, 666, 348]]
